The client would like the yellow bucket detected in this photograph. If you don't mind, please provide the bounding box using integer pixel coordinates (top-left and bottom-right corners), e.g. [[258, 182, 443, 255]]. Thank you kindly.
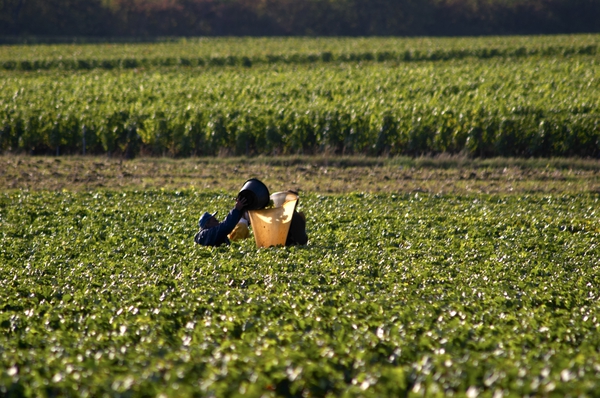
[[270, 191, 299, 207], [248, 193, 298, 248]]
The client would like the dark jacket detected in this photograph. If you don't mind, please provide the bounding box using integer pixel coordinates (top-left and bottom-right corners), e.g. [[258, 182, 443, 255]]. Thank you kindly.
[[286, 211, 308, 246], [194, 208, 243, 247]]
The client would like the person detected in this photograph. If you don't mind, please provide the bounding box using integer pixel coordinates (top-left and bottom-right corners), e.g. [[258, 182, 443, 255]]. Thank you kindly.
[[279, 190, 307, 246], [194, 197, 247, 247], [286, 209, 308, 246]]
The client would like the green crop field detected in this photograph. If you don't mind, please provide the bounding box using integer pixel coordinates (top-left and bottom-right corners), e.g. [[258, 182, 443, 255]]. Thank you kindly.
[[1, 35, 598, 69], [1, 188, 600, 396], [2, 34, 600, 396], [1, 35, 599, 158]]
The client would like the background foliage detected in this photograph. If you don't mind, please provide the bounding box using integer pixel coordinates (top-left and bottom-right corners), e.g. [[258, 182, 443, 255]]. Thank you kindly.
[[1, 0, 599, 38]]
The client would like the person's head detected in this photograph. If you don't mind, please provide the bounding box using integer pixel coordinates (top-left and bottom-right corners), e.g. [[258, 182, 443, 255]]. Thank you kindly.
[[199, 211, 219, 229]]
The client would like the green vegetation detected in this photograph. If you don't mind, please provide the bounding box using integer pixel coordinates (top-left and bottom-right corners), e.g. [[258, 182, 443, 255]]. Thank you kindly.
[[1, 36, 598, 158], [1, 189, 599, 396], [2, 29, 599, 398], [1, 35, 597, 70]]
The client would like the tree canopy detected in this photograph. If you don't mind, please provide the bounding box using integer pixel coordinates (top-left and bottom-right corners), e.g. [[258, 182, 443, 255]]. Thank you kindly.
[[1, 0, 599, 37]]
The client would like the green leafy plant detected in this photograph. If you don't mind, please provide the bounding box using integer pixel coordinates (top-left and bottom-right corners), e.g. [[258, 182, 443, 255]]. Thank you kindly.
[[1, 190, 599, 396], [1, 47, 599, 157]]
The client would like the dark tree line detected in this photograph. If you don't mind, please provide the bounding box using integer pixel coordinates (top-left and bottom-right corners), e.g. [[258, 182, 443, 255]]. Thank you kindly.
[[1, 0, 599, 37]]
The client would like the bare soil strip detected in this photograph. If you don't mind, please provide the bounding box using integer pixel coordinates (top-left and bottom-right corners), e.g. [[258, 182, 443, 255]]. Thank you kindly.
[[1, 155, 599, 195]]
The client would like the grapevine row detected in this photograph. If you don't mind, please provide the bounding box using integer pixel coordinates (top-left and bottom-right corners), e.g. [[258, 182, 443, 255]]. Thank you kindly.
[[1, 106, 597, 157], [1, 44, 597, 71], [1, 56, 598, 158], [2, 35, 598, 70]]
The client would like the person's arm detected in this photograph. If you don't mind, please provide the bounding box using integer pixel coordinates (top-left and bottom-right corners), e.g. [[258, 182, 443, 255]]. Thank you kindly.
[[208, 207, 243, 243], [195, 198, 246, 246]]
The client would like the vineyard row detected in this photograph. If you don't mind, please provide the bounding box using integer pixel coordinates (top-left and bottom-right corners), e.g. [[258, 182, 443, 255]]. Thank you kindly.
[[2, 55, 597, 158], [1, 44, 597, 71], [1, 107, 598, 158]]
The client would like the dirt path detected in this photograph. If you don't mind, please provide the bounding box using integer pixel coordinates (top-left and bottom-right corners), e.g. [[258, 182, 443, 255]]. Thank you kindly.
[[1, 155, 599, 195]]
